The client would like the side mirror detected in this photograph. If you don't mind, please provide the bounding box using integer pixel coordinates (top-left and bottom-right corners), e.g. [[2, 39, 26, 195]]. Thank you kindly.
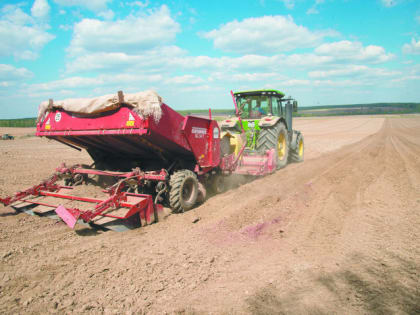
[[293, 100, 298, 112]]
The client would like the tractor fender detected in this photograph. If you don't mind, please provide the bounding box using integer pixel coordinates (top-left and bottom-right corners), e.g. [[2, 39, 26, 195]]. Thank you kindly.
[[258, 116, 281, 128], [259, 116, 289, 130], [219, 117, 238, 129]]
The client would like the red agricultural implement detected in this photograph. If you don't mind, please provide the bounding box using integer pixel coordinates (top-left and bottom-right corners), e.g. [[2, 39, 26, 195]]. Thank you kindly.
[[1, 89, 300, 231]]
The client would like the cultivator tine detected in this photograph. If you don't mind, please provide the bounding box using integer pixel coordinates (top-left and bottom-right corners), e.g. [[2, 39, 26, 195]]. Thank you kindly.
[[14, 205, 36, 216], [55, 205, 80, 229]]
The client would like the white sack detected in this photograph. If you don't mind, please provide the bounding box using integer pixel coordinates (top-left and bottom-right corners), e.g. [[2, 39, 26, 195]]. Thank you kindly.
[[37, 90, 163, 123]]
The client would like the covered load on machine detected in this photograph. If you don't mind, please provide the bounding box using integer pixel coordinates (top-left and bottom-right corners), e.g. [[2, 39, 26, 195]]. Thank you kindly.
[[0, 89, 304, 231]]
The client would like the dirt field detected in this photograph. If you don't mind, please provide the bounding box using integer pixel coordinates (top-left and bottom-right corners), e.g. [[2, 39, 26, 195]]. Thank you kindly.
[[0, 115, 419, 314]]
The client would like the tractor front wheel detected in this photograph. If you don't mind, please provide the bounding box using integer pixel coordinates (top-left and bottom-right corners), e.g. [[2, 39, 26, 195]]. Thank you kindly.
[[169, 170, 199, 213], [290, 133, 304, 163]]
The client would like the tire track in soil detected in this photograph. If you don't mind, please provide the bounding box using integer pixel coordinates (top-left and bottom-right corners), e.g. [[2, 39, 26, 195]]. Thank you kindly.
[[179, 118, 420, 314]]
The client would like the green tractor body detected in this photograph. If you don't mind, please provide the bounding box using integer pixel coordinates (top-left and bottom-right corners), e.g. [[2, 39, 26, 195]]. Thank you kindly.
[[220, 89, 304, 168]]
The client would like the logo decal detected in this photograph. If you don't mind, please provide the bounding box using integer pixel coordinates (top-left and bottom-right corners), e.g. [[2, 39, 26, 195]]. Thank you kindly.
[[192, 127, 207, 138]]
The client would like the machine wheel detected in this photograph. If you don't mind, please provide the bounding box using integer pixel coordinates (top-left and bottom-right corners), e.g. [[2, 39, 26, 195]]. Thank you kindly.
[[169, 170, 199, 213], [196, 182, 207, 205], [290, 133, 304, 163], [257, 122, 289, 169]]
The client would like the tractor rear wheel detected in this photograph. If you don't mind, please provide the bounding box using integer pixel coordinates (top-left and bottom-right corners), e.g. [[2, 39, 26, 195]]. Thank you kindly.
[[257, 122, 289, 169], [290, 133, 304, 163], [169, 170, 199, 213]]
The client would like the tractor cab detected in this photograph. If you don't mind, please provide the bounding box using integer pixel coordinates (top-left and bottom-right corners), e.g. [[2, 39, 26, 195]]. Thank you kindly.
[[235, 90, 285, 120]]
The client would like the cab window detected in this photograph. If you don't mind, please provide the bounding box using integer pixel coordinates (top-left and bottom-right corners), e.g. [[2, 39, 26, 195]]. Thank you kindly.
[[236, 95, 270, 119], [271, 97, 279, 116]]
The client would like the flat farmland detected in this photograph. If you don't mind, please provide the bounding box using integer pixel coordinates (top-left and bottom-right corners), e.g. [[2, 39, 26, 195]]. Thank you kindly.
[[0, 115, 419, 314]]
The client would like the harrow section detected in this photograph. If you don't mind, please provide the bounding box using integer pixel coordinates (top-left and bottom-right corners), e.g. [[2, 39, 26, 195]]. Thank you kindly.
[[0, 164, 164, 231]]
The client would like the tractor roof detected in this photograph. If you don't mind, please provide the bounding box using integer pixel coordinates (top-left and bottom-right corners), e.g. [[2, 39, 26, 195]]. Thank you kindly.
[[234, 89, 285, 97]]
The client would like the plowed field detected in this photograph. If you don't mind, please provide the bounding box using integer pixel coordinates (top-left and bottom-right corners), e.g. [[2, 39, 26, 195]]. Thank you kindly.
[[0, 116, 419, 314]]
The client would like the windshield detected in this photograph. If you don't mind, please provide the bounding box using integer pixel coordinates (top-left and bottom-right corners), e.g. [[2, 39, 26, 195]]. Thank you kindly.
[[236, 95, 270, 119]]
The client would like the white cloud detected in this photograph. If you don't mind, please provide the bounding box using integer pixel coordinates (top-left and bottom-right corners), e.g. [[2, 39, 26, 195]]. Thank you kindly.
[[391, 75, 420, 83], [307, 7, 319, 14], [416, 14, 420, 24], [53, 0, 113, 19], [180, 84, 211, 92], [165, 75, 205, 85], [0, 64, 33, 87], [65, 43, 393, 78], [308, 65, 399, 79], [66, 46, 186, 73], [280, 0, 295, 9], [25, 73, 163, 94], [0, 64, 33, 79], [381, 0, 397, 7], [402, 38, 420, 55], [68, 5, 180, 55], [313, 79, 365, 87], [391, 64, 420, 83], [1, 5, 34, 25], [126, 1, 149, 8], [307, 0, 325, 15], [315, 40, 394, 63], [53, 0, 110, 12], [281, 53, 333, 67], [59, 24, 72, 31], [31, 0, 50, 20], [98, 9, 114, 20], [203, 15, 337, 54], [209, 72, 280, 83], [0, 5, 55, 59], [281, 79, 310, 86]]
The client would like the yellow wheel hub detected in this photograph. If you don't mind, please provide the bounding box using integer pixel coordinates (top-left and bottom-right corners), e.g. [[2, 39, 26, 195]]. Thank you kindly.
[[298, 139, 303, 157], [278, 133, 286, 159]]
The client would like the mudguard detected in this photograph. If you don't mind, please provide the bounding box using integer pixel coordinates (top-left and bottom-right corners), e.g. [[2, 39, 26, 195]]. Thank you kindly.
[[258, 116, 281, 128]]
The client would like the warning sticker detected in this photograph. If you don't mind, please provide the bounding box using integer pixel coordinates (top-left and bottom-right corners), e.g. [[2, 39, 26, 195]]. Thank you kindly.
[[126, 120, 135, 127], [45, 118, 51, 130]]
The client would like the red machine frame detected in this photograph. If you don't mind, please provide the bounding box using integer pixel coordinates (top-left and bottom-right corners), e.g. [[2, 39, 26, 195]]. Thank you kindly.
[[1, 90, 278, 230]]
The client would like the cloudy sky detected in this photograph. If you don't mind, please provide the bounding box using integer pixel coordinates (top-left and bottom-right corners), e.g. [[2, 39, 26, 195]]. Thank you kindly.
[[0, 0, 419, 118]]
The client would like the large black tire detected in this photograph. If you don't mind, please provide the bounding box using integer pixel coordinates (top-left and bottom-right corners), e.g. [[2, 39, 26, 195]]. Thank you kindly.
[[257, 122, 289, 169], [290, 133, 304, 163], [169, 170, 199, 213]]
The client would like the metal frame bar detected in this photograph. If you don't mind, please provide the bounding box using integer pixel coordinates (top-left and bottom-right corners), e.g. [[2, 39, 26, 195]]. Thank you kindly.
[[0, 164, 166, 228]]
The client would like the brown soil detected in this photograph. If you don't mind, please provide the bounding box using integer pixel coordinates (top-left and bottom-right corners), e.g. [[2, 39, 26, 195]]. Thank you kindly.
[[0, 116, 419, 314]]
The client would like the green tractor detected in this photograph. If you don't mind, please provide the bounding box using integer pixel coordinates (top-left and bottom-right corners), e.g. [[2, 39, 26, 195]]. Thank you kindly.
[[220, 89, 304, 169]]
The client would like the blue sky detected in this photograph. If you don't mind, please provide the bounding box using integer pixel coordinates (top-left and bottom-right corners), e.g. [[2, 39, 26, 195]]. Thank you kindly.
[[0, 0, 419, 118]]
